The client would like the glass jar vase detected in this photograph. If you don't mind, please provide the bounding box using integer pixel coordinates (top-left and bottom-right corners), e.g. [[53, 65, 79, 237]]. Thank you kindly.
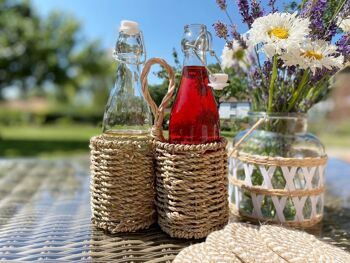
[[229, 112, 327, 227]]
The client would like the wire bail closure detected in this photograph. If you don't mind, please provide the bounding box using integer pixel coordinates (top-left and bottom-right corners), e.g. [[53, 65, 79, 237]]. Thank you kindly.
[[185, 30, 229, 90]]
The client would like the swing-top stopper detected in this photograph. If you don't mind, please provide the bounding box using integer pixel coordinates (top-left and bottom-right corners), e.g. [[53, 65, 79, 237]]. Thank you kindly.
[[208, 73, 229, 90]]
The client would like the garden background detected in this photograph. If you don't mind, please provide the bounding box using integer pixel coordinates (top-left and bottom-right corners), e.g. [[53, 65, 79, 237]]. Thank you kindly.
[[0, 0, 349, 161]]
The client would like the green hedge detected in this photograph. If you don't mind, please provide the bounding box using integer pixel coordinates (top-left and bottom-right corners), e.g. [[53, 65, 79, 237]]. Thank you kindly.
[[0, 108, 104, 126]]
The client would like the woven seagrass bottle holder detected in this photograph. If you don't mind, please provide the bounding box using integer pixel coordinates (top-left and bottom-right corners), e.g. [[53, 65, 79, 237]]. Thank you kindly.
[[89, 126, 156, 231], [141, 58, 229, 239]]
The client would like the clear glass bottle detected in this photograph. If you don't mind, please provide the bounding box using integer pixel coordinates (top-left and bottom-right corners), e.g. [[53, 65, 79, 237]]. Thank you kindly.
[[168, 24, 220, 144], [230, 112, 326, 222], [102, 20, 151, 137]]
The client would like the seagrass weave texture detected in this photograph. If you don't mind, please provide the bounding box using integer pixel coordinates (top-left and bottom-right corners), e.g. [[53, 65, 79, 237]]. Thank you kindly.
[[155, 139, 229, 239], [90, 135, 156, 233], [141, 58, 229, 239]]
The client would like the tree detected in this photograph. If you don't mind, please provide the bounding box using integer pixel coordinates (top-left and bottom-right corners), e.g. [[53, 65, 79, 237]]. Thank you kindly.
[[0, 0, 113, 106]]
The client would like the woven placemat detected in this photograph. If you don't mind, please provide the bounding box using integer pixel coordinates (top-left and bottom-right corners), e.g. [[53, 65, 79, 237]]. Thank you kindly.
[[260, 225, 350, 263]]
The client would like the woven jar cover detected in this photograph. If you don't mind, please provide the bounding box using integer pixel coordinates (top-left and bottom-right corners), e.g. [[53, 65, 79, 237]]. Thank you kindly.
[[173, 223, 350, 262], [90, 135, 156, 233], [155, 138, 229, 239]]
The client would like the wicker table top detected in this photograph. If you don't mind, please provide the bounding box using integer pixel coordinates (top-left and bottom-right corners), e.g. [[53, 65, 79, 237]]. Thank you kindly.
[[0, 158, 349, 262]]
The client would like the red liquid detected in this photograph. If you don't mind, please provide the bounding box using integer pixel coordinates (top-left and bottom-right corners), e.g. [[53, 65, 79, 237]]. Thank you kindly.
[[169, 66, 220, 144]]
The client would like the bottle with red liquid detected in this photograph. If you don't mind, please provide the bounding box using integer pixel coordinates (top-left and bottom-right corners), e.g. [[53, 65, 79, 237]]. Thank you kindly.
[[169, 24, 220, 144]]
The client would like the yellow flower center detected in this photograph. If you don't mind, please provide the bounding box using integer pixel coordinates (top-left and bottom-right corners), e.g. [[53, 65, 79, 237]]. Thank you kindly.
[[233, 49, 245, 60], [268, 27, 289, 39], [302, 50, 323, 60]]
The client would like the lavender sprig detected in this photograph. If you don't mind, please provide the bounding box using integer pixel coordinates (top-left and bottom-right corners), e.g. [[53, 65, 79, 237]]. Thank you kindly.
[[268, 0, 277, 13], [301, 0, 328, 40], [251, 0, 264, 20], [216, 0, 227, 10], [230, 25, 248, 49], [340, 0, 350, 17], [213, 21, 228, 39], [236, 0, 253, 27], [336, 34, 350, 61]]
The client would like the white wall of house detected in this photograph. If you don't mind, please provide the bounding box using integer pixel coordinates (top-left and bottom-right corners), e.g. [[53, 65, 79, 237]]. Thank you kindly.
[[219, 102, 250, 119]]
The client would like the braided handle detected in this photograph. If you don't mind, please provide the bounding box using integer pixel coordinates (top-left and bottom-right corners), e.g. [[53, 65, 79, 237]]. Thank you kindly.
[[141, 58, 176, 142], [228, 117, 266, 157]]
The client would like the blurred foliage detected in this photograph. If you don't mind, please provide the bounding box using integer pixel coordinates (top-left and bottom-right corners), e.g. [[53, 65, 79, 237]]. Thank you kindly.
[[287, 0, 343, 21], [0, 0, 113, 106], [148, 48, 182, 107]]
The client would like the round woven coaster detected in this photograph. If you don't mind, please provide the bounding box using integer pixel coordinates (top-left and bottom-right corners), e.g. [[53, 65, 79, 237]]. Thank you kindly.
[[260, 225, 350, 263], [173, 243, 212, 263], [205, 229, 242, 262], [222, 223, 287, 263], [90, 135, 156, 233]]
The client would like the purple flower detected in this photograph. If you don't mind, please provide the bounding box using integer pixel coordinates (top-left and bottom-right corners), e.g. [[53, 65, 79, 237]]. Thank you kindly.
[[216, 0, 227, 10], [301, 0, 328, 40], [268, 0, 277, 13], [262, 60, 272, 77], [336, 34, 350, 61], [251, 0, 264, 20], [213, 21, 228, 39], [236, 0, 253, 27], [229, 25, 248, 48], [340, 1, 350, 17], [310, 67, 336, 83], [324, 22, 338, 41]]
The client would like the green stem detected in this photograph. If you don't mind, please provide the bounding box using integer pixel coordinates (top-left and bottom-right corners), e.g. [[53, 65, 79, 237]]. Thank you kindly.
[[267, 55, 278, 113], [224, 9, 234, 25], [287, 70, 309, 112]]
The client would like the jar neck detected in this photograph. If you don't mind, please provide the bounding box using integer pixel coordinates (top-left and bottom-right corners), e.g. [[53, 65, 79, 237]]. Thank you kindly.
[[249, 112, 308, 135]]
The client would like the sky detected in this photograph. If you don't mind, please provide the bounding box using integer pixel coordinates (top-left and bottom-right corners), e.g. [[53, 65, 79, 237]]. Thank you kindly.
[[31, 0, 283, 83]]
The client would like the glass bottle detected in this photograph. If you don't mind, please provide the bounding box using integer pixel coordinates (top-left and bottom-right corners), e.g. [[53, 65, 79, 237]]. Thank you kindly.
[[169, 24, 220, 144], [102, 20, 151, 137]]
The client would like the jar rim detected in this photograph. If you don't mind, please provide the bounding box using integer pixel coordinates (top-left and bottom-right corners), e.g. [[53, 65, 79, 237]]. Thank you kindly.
[[248, 111, 307, 120], [184, 24, 207, 30]]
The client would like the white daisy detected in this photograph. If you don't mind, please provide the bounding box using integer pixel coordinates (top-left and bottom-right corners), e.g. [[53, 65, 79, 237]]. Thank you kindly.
[[338, 17, 350, 32], [281, 40, 344, 73], [248, 12, 310, 57], [221, 39, 253, 71]]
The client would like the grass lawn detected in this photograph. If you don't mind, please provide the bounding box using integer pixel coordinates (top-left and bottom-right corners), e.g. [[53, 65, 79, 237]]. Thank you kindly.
[[0, 124, 348, 157], [0, 125, 101, 157]]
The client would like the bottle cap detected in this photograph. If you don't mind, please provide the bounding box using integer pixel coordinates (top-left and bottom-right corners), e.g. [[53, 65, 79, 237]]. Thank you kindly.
[[119, 20, 140, 35], [208, 73, 229, 90]]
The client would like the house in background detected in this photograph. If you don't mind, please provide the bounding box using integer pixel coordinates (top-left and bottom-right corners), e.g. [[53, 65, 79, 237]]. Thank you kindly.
[[309, 64, 350, 122], [328, 65, 350, 122], [219, 97, 250, 119]]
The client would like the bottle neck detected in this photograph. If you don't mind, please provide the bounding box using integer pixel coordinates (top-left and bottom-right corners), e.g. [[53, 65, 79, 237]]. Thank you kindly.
[[183, 49, 207, 67], [116, 62, 141, 89]]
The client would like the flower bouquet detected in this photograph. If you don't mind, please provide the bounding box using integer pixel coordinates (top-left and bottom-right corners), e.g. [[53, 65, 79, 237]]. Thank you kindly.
[[214, 0, 349, 226]]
